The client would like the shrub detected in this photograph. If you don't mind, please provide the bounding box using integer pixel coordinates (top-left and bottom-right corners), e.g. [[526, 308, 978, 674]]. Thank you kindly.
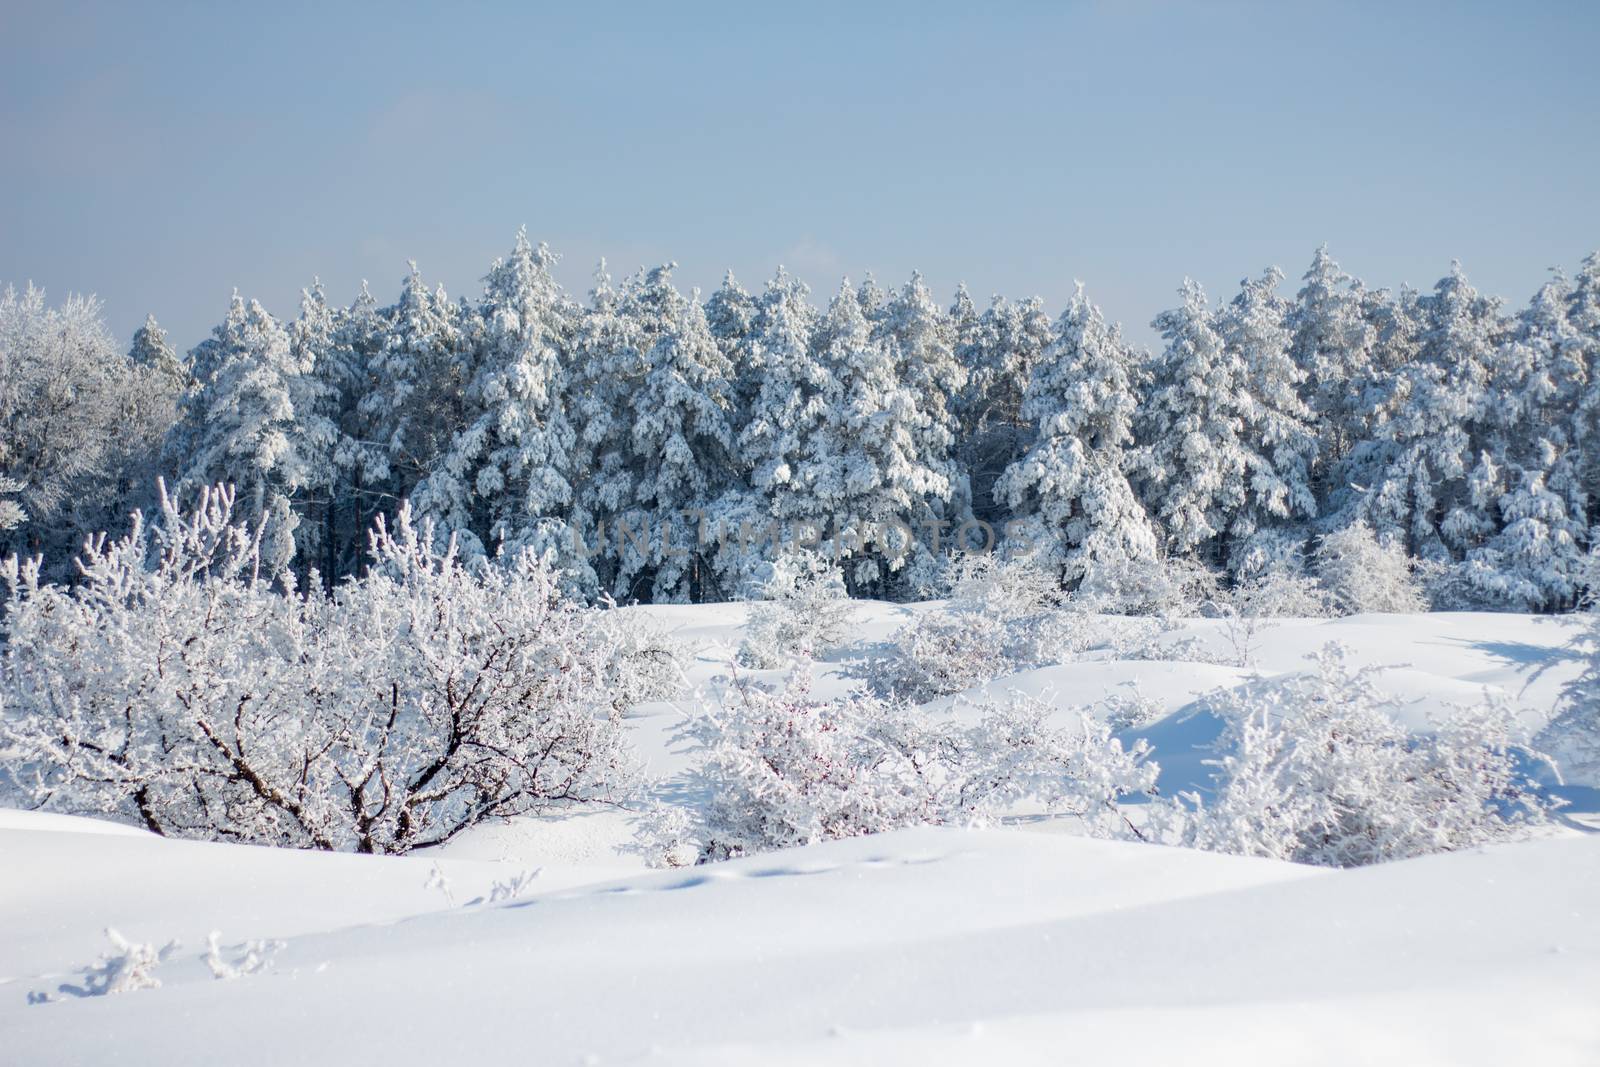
[[1100, 683, 1166, 732], [944, 552, 1061, 621], [1216, 558, 1331, 666], [1228, 559, 1330, 619], [1541, 611, 1600, 786], [659, 669, 1156, 862], [1161, 644, 1555, 866], [1075, 555, 1221, 617], [736, 550, 856, 668], [867, 611, 1010, 701], [1313, 520, 1427, 615], [870, 554, 1225, 699], [0, 485, 668, 853], [866, 554, 1074, 699]]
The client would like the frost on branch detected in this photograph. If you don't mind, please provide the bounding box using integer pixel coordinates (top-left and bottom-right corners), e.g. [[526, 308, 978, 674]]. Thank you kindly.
[[204, 931, 285, 980], [671, 668, 1156, 863], [736, 550, 856, 668], [1100, 683, 1166, 733], [1227, 557, 1330, 620], [867, 611, 1010, 701], [1541, 609, 1600, 787], [0, 484, 670, 853], [1073, 554, 1221, 617], [46, 928, 182, 1000], [1312, 519, 1427, 615], [1161, 645, 1556, 866], [943, 552, 1061, 622], [867, 554, 1064, 700]]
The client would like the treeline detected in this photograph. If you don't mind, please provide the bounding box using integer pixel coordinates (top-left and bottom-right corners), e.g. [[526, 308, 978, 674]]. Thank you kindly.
[[2, 235, 1597, 609]]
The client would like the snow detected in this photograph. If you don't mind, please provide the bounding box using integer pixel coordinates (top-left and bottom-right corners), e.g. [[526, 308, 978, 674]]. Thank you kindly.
[[4, 604, 1599, 1064]]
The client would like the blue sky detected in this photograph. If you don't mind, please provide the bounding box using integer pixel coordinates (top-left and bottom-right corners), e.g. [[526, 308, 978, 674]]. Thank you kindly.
[[2, 0, 1597, 351]]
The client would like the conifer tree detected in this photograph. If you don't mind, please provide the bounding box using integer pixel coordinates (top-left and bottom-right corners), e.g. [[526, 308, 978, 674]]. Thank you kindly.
[[997, 284, 1157, 582], [1367, 264, 1505, 564], [705, 270, 759, 425], [1135, 279, 1254, 564], [738, 268, 823, 528], [1288, 248, 1378, 524], [1215, 268, 1317, 573], [128, 313, 189, 393], [957, 294, 1053, 527], [796, 281, 939, 592], [1457, 274, 1587, 608], [171, 291, 335, 573], [616, 283, 737, 602], [411, 232, 580, 573]]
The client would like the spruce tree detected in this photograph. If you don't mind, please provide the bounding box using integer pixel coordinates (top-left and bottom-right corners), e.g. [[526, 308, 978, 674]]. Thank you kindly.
[[957, 294, 1053, 527]]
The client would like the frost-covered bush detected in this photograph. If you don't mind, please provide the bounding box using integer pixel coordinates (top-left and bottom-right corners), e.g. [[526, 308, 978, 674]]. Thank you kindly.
[[867, 611, 1010, 701], [1101, 683, 1166, 732], [1228, 559, 1330, 619], [0, 485, 665, 853], [1541, 612, 1600, 785], [866, 555, 1064, 699], [1313, 520, 1427, 615], [49, 929, 182, 1000], [1074, 555, 1220, 617], [944, 552, 1061, 621], [661, 669, 1156, 862], [871, 559, 1225, 699], [596, 609, 690, 712], [1216, 559, 1330, 666], [736, 550, 856, 668], [1164, 645, 1555, 866]]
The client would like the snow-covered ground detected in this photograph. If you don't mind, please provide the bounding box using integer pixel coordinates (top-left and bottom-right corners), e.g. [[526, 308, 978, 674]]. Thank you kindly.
[[5, 605, 1599, 1065]]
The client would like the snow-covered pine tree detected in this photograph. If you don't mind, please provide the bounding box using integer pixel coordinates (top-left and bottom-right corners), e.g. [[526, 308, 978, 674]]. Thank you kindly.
[[283, 280, 356, 581], [855, 274, 889, 324], [128, 313, 190, 393], [792, 281, 941, 594], [569, 260, 634, 561], [170, 291, 336, 574], [1214, 268, 1317, 575], [1287, 248, 1379, 526], [1134, 279, 1255, 566], [1455, 273, 1587, 608], [412, 232, 583, 579], [948, 283, 980, 361], [872, 273, 967, 585], [705, 270, 760, 424], [355, 267, 464, 519], [738, 268, 823, 537], [1568, 253, 1600, 532], [321, 280, 408, 577], [995, 283, 1156, 583], [616, 284, 738, 602], [1366, 263, 1505, 569], [956, 292, 1053, 528]]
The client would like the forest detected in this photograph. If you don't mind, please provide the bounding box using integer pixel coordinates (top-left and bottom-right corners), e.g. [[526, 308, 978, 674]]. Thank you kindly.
[[3, 235, 1597, 611]]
